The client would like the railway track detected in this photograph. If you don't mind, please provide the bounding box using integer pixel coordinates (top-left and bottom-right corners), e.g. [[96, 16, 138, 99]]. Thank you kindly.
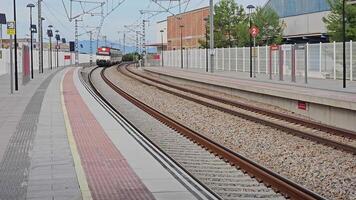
[[89, 63, 327, 200], [119, 65, 356, 154]]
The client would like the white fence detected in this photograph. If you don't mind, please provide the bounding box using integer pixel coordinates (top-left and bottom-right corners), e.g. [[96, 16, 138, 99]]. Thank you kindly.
[[154, 41, 356, 81], [0, 48, 91, 76]]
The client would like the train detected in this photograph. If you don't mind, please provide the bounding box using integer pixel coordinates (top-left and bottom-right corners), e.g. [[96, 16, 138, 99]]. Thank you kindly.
[[96, 46, 123, 67]]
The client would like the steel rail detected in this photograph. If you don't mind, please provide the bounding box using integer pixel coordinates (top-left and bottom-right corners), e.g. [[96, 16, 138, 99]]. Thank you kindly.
[[101, 65, 326, 200], [128, 67, 356, 140], [119, 66, 356, 154]]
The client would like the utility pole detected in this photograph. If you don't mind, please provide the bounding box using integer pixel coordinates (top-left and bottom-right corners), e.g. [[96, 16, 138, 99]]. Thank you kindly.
[[142, 20, 147, 66], [75, 19, 79, 66], [209, 0, 214, 73], [123, 33, 126, 54], [13, 0, 18, 91], [136, 31, 138, 53], [38, 0, 43, 73], [89, 31, 93, 67]]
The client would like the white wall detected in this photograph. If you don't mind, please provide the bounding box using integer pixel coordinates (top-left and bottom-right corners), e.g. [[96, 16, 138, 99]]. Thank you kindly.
[[155, 20, 167, 44], [0, 48, 90, 76], [282, 11, 330, 37]]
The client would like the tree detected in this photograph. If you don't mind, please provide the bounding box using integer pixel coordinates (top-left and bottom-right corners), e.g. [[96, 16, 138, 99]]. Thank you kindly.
[[199, 1, 284, 48], [323, 0, 356, 42], [250, 7, 284, 46]]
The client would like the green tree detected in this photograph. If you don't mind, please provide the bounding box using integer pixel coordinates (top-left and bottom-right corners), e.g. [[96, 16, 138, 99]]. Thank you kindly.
[[199, 1, 284, 48], [250, 7, 284, 46], [323, 0, 356, 42]]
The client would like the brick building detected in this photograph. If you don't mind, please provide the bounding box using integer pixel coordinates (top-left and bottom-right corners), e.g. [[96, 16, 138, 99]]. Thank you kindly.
[[167, 6, 209, 50]]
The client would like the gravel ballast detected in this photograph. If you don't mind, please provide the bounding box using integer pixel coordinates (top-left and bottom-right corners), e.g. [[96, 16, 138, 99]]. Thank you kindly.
[[106, 66, 356, 200]]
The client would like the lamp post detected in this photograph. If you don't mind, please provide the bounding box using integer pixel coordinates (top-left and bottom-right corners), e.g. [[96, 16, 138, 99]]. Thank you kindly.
[[180, 24, 184, 69], [40, 17, 45, 73], [13, 0, 18, 91], [48, 25, 53, 70], [204, 17, 209, 72], [160, 29, 164, 67], [55, 30, 60, 68], [247, 4, 255, 78], [27, 3, 35, 79]]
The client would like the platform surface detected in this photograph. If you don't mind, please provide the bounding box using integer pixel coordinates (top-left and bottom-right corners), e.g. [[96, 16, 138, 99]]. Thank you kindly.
[[144, 66, 356, 110], [0, 66, 210, 200]]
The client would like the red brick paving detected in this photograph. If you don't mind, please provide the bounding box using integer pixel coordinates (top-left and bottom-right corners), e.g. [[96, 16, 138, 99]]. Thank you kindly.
[[63, 69, 156, 200]]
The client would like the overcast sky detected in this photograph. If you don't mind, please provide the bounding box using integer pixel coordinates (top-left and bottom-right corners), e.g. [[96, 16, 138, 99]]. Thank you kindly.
[[0, 0, 266, 45]]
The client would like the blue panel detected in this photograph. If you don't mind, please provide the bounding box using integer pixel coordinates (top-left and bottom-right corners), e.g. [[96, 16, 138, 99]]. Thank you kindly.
[[266, 0, 331, 18]]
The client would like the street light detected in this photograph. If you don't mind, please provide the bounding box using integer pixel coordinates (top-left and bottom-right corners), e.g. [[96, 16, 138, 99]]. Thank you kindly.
[[204, 17, 209, 72], [13, 0, 18, 91], [40, 17, 45, 73], [48, 25, 53, 70], [55, 30, 60, 68], [342, 0, 346, 88], [247, 4, 255, 78], [27, 3, 35, 79], [160, 29, 164, 67], [180, 24, 184, 69]]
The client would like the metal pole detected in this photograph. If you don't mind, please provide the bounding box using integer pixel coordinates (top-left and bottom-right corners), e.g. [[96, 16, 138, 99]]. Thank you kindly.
[[90, 31, 93, 67], [206, 23, 208, 72], [161, 31, 164, 67], [253, 37, 256, 77], [49, 36, 52, 69], [56, 39, 59, 68], [123, 33, 125, 54], [343, 0, 346, 88], [209, 0, 214, 73], [30, 7, 34, 79], [38, 0, 43, 73], [75, 19, 79, 66], [13, 0, 18, 91], [10, 35, 13, 94], [143, 20, 146, 66], [249, 10, 252, 78], [180, 26, 183, 69]]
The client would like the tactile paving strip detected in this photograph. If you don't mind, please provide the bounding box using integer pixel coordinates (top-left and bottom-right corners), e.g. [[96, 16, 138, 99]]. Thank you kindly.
[[0, 70, 60, 200], [63, 69, 155, 200]]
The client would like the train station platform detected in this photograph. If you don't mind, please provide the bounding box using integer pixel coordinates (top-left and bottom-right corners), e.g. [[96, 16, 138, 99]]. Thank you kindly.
[[0, 66, 215, 200], [143, 66, 356, 132]]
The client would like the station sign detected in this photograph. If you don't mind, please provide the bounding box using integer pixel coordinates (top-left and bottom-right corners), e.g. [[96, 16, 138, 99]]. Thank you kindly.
[[7, 21, 15, 35], [64, 55, 71, 60], [249, 26, 259, 38]]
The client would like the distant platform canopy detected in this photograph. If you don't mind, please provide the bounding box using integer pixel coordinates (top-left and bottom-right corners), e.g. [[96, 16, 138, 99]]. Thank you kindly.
[[265, 0, 330, 18]]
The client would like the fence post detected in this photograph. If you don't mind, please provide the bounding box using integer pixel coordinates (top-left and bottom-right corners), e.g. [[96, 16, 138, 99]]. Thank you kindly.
[[222, 48, 225, 71], [236, 47, 238, 71], [350, 41, 353, 81], [333, 41, 336, 80], [257, 46, 260, 74], [265, 45, 268, 74], [228, 47, 231, 71], [243, 47, 245, 72], [215, 48, 218, 71], [319, 42, 322, 74], [305, 43, 308, 84]]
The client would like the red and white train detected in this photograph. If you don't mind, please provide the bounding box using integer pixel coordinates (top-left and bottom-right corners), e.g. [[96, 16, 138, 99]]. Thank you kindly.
[[96, 46, 123, 67]]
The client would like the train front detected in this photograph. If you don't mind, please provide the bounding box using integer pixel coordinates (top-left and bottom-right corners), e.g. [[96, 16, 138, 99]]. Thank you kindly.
[[96, 47, 111, 67]]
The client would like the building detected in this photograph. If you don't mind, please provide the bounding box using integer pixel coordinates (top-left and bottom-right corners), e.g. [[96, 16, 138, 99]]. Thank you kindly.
[[167, 6, 209, 50], [146, 20, 167, 52], [266, 0, 331, 43]]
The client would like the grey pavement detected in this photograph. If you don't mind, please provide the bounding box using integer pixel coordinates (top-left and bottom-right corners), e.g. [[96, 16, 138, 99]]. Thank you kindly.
[[26, 68, 81, 200], [0, 67, 80, 200]]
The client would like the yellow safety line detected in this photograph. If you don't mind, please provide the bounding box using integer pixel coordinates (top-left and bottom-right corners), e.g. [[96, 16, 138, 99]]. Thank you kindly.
[[60, 68, 93, 200]]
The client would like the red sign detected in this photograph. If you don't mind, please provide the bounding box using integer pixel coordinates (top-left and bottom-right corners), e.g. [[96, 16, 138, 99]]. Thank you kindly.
[[64, 55, 71, 60], [153, 54, 160, 60], [297, 101, 308, 110], [249, 26, 259, 38]]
